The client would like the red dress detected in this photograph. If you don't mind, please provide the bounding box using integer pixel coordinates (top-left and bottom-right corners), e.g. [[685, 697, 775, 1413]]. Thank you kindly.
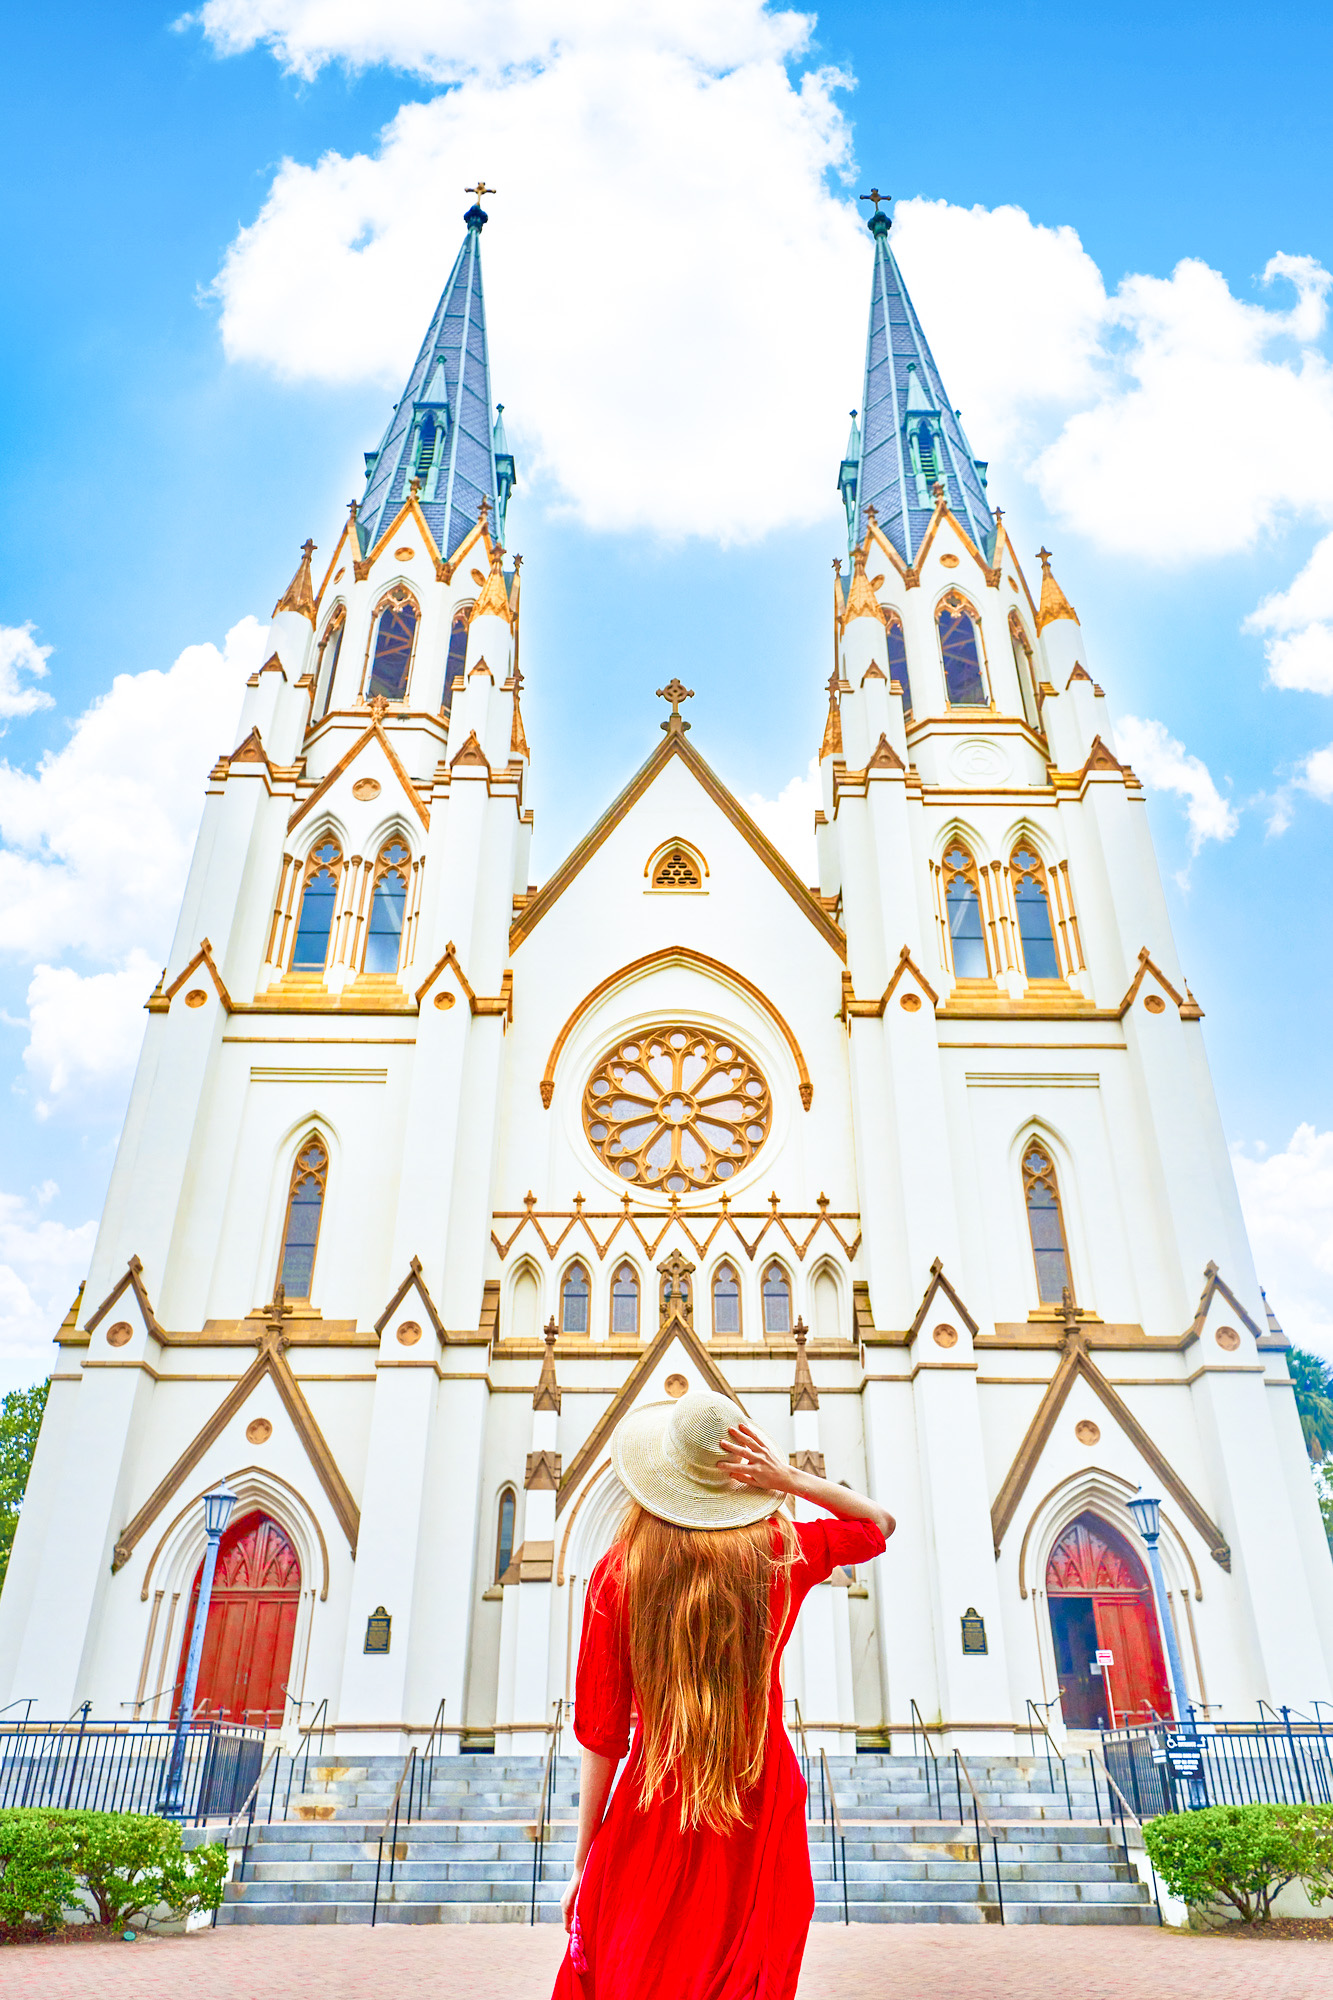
[[552, 1515, 886, 2000]]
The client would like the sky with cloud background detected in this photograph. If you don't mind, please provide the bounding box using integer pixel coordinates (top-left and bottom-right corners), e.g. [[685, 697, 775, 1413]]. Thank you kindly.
[[3, 0, 1333, 1391]]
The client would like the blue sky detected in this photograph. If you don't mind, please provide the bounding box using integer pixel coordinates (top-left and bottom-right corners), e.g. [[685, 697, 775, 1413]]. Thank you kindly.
[[3, 0, 1333, 1389]]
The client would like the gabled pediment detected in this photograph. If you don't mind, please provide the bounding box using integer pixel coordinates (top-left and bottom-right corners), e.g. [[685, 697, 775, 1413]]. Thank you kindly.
[[289, 718, 430, 832]]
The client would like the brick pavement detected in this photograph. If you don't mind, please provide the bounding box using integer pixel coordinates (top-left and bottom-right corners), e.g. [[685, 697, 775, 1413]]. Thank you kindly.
[[2, 1924, 1331, 1998]]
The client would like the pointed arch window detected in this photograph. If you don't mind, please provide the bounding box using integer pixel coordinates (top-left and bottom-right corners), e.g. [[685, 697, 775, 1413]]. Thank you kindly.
[[561, 1262, 590, 1336], [442, 603, 472, 713], [762, 1262, 791, 1336], [942, 844, 989, 979], [885, 613, 912, 713], [712, 1261, 741, 1337], [610, 1262, 640, 1337], [414, 411, 445, 501], [1011, 847, 1061, 980], [316, 611, 344, 721], [366, 586, 419, 704], [495, 1485, 516, 1583], [651, 845, 703, 889], [1023, 1141, 1071, 1303], [1009, 612, 1039, 730], [363, 839, 411, 975], [291, 840, 342, 970], [938, 594, 988, 706], [278, 1134, 328, 1298]]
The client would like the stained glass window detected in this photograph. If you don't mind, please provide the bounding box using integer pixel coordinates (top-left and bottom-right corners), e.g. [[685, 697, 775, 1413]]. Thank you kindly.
[[938, 597, 987, 706], [316, 615, 344, 720], [364, 840, 410, 975], [713, 1262, 741, 1336], [763, 1262, 791, 1336], [885, 614, 912, 712], [943, 845, 989, 978], [610, 1263, 639, 1336], [1023, 1142, 1070, 1303], [291, 841, 341, 969], [495, 1487, 516, 1582], [367, 590, 418, 703], [1012, 848, 1060, 979], [582, 1027, 771, 1194], [442, 604, 471, 712], [561, 1263, 590, 1336], [278, 1135, 328, 1298], [916, 422, 939, 483]]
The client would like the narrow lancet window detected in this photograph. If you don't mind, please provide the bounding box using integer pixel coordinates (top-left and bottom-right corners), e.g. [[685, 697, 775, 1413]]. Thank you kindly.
[[610, 1262, 639, 1336], [278, 1135, 328, 1298], [291, 841, 341, 970], [495, 1486, 516, 1582], [943, 844, 989, 978], [713, 1262, 741, 1336], [561, 1262, 590, 1335], [938, 596, 987, 705], [363, 840, 411, 975], [316, 613, 344, 720], [1011, 847, 1061, 979], [366, 588, 418, 703], [762, 1262, 791, 1336], [1023, 1142, 1071, 1303], [442, 604, 471, 712], [885, 614, 912, 712]]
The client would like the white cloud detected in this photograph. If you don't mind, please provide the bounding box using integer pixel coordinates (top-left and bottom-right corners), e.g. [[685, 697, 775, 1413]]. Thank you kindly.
[[21, 952, 160, 1119], [0, 1188, 96, 1373], [1245, 531, 1333, 694], [1233, 1125, 1333, 1360], [0, 617, 264, 963], [0, 624, 55, 723], [1296, 743, 1333, 802], [1112, 715, 1239, 852], [743, 755, 819, 881]]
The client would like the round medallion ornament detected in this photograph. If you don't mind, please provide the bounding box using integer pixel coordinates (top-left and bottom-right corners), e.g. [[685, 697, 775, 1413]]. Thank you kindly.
[[1144, 994, 1166, 1014], [397, 1321, 422, 1346], [184, 988, 207, 1009], [434, 990, 455, 1010], [106, 1321, 133, 1348], [1215, 1326, 1241, 1351], [1074, 1419, 1101, 1445], [664, 1373, 689, 1398], [246, 1417, 273, 1444], [393, 547, 415, 560], [352, 777, 382, 801], [940, 553, 960, 569], [900, 992, 921, 1012], [932, 1323, 958, 1348], [583, 1026, 772, 1194]]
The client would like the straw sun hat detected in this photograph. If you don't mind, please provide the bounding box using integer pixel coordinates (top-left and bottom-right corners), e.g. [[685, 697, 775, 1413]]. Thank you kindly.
[[611, 1389, 786, 1531]]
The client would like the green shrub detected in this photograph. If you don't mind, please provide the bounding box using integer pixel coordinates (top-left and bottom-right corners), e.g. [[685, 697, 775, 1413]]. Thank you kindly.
[[1144, 1802, 1333, 1924], [0, 1809, 228, 1939]]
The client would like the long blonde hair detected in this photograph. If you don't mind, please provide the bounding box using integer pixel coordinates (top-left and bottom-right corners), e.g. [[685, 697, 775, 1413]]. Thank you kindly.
[[614, 1501, 797, 1834]]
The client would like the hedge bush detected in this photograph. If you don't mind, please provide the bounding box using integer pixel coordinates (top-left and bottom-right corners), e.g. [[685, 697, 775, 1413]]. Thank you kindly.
[[0, 1810, 227, 1940], [1143, 1802, 1333, 1924]]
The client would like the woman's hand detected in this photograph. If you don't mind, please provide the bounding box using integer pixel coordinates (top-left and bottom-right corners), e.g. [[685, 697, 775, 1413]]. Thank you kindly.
[[561, 1864, 583, 1932], [719, 1421, 799, 1495]]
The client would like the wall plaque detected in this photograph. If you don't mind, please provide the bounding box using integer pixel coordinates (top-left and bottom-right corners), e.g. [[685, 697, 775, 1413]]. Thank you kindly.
[[364, 1606, 392, 1654], [960, 1607, 988, 1655]]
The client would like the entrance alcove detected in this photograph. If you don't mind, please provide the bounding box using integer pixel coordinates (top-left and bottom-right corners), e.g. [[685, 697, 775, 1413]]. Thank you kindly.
[[1045, 1510, 1170, 1728], [172, 1512, 301, 1725]]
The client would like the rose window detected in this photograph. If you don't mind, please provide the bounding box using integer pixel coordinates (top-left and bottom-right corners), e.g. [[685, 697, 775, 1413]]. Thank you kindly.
[[583, 1027, 772, 1193]]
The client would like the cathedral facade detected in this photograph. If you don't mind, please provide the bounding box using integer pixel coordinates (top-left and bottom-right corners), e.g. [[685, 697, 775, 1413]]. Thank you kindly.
[[3, 195, 1330, 1752]]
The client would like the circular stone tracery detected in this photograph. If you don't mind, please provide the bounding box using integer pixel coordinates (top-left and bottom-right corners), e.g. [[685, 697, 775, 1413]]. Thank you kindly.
[[583, 1026, 772, 1194]]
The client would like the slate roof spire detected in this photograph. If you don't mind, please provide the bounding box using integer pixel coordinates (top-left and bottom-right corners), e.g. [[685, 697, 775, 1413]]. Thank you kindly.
[[357, 191, 516, 564], [841, 198, 993, 564]]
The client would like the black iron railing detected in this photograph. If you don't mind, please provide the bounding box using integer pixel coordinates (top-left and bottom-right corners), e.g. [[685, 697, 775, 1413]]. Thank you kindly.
[[1103, 1712, 1333, 1816], [529, 1700, 564, 1925], [0, 1713, 266, 1823]]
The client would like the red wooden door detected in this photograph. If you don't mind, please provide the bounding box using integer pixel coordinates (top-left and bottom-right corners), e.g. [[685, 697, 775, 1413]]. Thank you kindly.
[[1046, 1511, 1173, 1726], [175, 1512, 301, 1725]]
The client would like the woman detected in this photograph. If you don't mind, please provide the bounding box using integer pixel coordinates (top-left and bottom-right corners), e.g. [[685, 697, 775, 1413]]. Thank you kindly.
[[553, 1388, 894, 1999]]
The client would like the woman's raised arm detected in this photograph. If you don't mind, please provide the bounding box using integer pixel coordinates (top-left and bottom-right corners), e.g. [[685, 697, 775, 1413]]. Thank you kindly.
[[719, 1421, 895, 1540]]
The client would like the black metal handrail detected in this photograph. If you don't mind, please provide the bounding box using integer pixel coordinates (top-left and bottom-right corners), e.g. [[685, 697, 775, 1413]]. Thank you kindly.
[[371, 1746, 420, 1927], [284, 1695, 329, 1816], [1024, 1697, 1075, 1817], [951, 1748, 1004, 1925], [1102, 1714, 1333, 1816], [422, 1697, 448, 1812], [909, 1699, 943, 1817], [1086, 1740, 1163, 1925], [788, 1699, 821, 1819], [818, 1747, 850, 1925], [216, 1737, 287, 1924], [529, 1700, 564, 1926]]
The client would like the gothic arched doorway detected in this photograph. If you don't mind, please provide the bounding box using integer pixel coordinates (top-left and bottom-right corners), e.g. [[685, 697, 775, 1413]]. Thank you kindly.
[[173, 1511, 301, 1725], [1046, 1511, 1172, 1728]]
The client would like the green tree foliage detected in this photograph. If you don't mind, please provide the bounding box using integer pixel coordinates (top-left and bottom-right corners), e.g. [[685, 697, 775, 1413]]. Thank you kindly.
[[1290, 1348, 1333, 1463], [1144, 1802, 1333, 1924], [0, 1379, 49, 1595], [0, 1811, 227, 1938]]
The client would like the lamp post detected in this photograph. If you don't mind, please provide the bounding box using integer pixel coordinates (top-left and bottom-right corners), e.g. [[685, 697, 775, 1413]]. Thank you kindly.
[[157, 1480, 237, 1817], [1126, 1491, 1191, 1726]]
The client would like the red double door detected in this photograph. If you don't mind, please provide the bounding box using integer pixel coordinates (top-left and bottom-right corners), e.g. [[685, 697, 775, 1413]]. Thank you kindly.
[[1046, 1512, 1173, 1729], [174, 1511, 301, 1726]]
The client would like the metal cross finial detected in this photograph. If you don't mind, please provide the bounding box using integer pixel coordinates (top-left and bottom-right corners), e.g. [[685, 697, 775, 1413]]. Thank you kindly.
[[466, 181, 496, 203], [860, 188, 891, 214], [656, 679, 694, 732], [300, 538, 315, 559], [827, 669, 841, 698], [1037, 546, 1053, 567]]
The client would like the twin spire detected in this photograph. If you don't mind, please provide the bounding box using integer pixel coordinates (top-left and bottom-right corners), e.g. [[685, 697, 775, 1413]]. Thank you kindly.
[[839, 198, 993, 565], [357, 191, 517, 566]]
